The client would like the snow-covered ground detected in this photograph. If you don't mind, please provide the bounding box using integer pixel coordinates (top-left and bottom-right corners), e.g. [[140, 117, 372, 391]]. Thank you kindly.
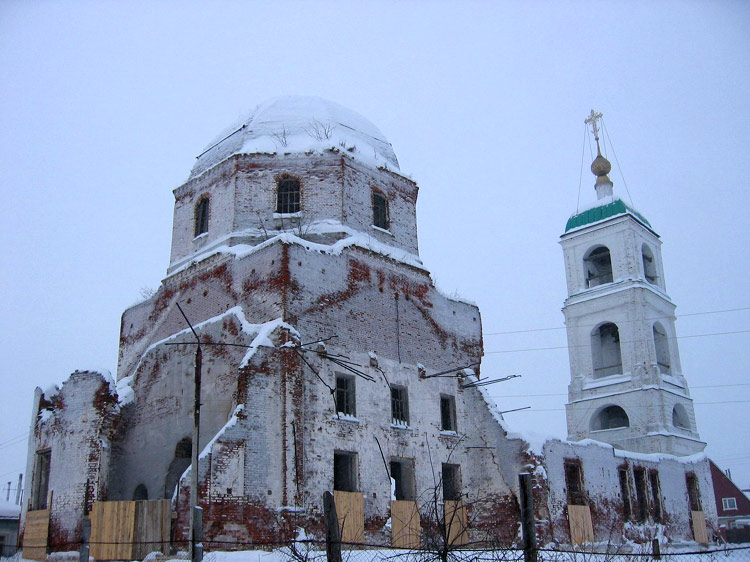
[[3, 544, 750, 562]]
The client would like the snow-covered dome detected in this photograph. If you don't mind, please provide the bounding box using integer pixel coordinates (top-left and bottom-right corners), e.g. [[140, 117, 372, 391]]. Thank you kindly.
[[189, 96, 399, 179]]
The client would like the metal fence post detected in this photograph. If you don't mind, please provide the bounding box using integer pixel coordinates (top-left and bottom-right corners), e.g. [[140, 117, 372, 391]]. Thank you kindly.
[[192, 506, 203, 562], [519, 473, 538, 562], [324, 491, 342, 562], [79, 517, 90, 562], [651, 538, 661, 560]]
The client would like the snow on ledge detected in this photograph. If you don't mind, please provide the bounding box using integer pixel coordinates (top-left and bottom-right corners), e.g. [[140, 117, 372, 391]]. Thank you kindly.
[[168, 219, 425, 277]]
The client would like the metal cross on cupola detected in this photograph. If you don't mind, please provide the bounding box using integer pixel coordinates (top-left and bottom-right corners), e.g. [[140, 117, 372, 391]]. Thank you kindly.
[[585, 109, 603, 142]]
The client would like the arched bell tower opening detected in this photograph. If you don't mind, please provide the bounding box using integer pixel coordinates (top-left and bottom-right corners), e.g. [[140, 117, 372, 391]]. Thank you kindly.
[[584, 246, 613, 288], [562, 110, 704, 456]]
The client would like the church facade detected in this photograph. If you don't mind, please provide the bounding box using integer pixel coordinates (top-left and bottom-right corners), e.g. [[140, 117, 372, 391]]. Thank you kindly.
[[22, 100, 717, 552]]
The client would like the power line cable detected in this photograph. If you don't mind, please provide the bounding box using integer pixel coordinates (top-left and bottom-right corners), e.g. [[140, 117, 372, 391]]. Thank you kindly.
[[485, 328, 750, 355], [484, 306, 750, 336]]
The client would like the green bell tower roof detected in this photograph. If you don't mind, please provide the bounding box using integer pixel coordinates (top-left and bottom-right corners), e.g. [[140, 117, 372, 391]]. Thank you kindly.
[[565, 197, 651, 233]]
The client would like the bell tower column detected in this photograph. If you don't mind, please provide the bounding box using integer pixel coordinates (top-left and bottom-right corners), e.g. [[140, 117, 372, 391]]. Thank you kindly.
[[561, 110, 705, 456]]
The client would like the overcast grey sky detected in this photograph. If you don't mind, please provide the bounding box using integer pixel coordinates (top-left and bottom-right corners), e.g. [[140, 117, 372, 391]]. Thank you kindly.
[[2, 1, 749, 493]]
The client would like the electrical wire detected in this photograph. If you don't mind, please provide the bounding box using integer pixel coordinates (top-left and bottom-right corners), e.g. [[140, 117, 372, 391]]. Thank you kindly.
[[484, 306, 750, 336], [484, 328, 750, 355]]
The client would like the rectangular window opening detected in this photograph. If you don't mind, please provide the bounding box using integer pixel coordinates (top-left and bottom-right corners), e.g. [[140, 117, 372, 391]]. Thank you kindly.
[[442, 463, 461, 501], [633, 467, 648, 522], [335, 374, 356, 417], [564, 460, 586, 506], [390, 459, 416, 501], [31, 449, 51, 511], [440, 395, 457, 432], [391, 385, 409, 427], [618, 468, 632, 520], [686, 473, 702, 511], [334, 451, 357, 492], [649, 470, 663, 523]]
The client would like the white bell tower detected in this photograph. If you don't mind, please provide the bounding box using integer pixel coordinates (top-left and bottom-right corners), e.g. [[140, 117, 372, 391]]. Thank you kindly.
[[561, 111, 705, 456]]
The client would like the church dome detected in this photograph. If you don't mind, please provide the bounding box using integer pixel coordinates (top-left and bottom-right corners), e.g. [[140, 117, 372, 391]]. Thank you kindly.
[[189, 96, 399, 179]]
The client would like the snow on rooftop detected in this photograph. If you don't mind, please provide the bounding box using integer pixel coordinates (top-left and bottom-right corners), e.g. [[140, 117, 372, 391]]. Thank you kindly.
[[0, 499, 21, 518], [189, 96, 399, 180]]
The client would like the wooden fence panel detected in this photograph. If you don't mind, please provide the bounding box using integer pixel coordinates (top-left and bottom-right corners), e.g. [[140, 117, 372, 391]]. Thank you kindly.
[[22, 509, 49, 561], [391, 500, 420, 548], [133, 500, 171, 559], [567, 504, 594, 545], [334, 491, 364, 544], [692, 510, 708, 545], [444, 500, 468, 546], [90, 501, 136, 560]]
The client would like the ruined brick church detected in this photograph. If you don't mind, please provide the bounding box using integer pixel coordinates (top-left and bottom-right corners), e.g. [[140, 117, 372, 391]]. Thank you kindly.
[[22, 98, 718, 552]]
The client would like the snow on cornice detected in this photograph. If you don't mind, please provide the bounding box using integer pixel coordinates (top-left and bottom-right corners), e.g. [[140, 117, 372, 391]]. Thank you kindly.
[[544, 437, 708, 464], [168, 220, 425, 277]]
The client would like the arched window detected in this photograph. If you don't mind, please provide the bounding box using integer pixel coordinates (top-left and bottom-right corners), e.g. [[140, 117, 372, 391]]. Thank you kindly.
[[672, 404, 690, 429], [276, 177, 301, 214], [584, 246, 613, 288], [591, 322, 623, 378], [372, 190, 389, 230], [132, 483, 148, 501], [164, 437, 192, 499], [653, 322, 671, 375], [194, 197, 209, 236], [591, 405, 630, 430], [642, 244, 657, 284]]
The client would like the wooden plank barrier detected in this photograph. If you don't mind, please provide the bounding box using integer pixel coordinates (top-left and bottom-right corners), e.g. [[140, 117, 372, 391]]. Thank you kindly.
[[90, 501, 136, 560], [391, 500, 420, 548], [444, 500, 468, 546], [333, 491, 364, 545], [22, 509, 50, 561], [133, 500, 171, 559], [567, 504, 594, 545], [691, 510, 708, 545]]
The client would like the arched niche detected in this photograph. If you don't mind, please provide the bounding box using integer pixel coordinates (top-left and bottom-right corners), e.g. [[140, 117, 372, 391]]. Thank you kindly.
[[591, 405, 630, 430]]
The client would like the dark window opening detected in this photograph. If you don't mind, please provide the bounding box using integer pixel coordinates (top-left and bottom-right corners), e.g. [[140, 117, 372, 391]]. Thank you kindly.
[[642, 244, 658, 284], [194, 197, 209, 236], [440, 395, 457, 432], [31, 449, 51, 510], [276, 177, 301, 214], [673, 404, 691, 429], [584, 246, 613, 287], [633, 467, 648, 522], [133, 483, 149, 501], [592, 405, 629, 430], [164, 437, 192, 499], [335, 374, 356, 417], [334, 451, 357, 492], [591, 322, 623, 378], [654, 323, 671, 375], [391, 385, 409, 427], [390, 459, 416, 501], [442, 463, 461, 501], [564, 461, 586, 506], [649, 470, 663, 523], [686, 473, 702, 511], [372, 191, 389, 230], [618, 468, 632, 520]]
